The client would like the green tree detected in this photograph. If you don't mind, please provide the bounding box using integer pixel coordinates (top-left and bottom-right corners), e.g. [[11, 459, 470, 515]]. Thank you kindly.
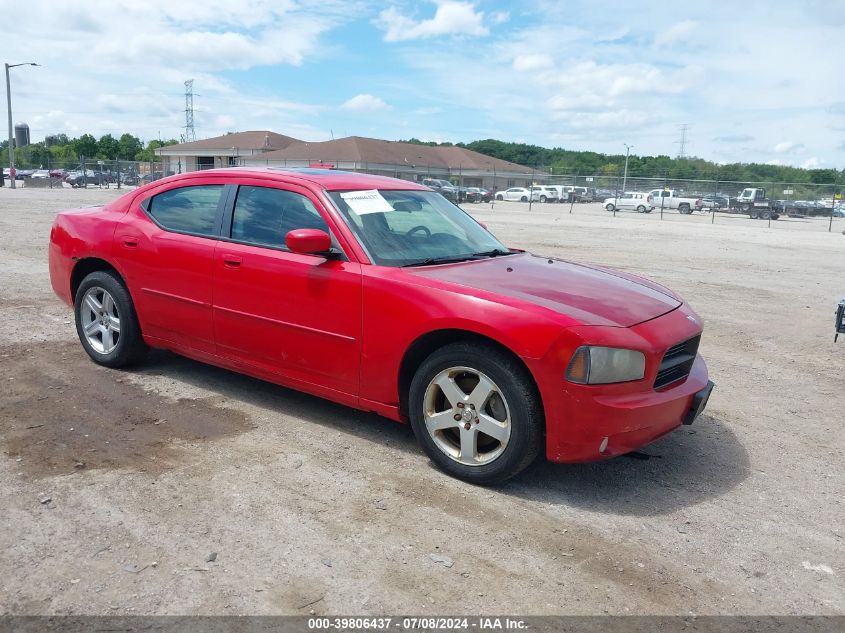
[[116, 133, 142, 161], [97, 134, 119, 160], [135, 138, 178, 162], [73, 134, 98, 159]]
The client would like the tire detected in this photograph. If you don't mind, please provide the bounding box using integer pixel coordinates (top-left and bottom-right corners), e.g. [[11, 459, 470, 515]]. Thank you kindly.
[[496, 194, 503, 201], [760, 210, 771, 220], [636, 205, 646, 213], [540, 196, 547, 203], [750, 209, 759, 219], [74, 271, 148, 368], [679, 204, 691, 214], [520, 196, 527, 202], [605, 203, 615, 212], [772, 212, 780, 220], [408, 342, 544, 485]]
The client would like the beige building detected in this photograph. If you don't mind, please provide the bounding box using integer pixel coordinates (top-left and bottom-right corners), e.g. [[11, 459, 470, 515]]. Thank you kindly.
[[156, 130, 300, 173], [158, 132, 536, 189]]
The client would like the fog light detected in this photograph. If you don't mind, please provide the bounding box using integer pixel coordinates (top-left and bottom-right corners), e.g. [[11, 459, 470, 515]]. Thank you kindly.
[[599, 436, 609, 453]]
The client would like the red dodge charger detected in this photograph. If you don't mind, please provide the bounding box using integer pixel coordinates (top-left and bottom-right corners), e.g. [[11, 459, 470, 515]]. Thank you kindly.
[[49, 168, 713, 484]]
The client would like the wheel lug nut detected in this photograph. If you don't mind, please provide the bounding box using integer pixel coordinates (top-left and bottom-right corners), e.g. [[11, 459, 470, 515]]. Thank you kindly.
[[463, 422, 471, 430], [457, 403, 464, 408], [454, 414, 461, 421]]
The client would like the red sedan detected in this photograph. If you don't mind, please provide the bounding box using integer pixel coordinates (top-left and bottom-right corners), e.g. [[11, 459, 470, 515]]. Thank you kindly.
[[49, 168, 713, 484]]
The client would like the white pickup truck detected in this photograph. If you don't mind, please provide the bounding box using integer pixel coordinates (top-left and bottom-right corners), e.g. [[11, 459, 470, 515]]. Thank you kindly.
[[648, 189, 703, 214]]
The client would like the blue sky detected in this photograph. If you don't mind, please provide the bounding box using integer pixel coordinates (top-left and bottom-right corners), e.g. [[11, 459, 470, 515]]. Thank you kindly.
[[4, 0, 845, 167]]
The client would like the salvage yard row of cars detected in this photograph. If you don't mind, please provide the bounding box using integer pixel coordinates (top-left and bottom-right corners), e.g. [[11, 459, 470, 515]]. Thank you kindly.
[[3, 167, 173, 187]]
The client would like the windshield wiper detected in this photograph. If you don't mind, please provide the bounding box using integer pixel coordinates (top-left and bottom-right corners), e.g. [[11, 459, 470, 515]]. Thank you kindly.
[[400, 255, 477, 267], [470, 249, 513, 258]]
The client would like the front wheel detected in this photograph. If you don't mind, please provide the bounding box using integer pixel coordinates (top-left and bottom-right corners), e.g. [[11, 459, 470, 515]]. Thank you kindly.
[[409, 342, 544, 485], [540, 196, 547, 203], [496, 194, 503, 201], [74, 271, 148, 368], [520, 196, 527, 202], [679, 204, 691, 214], [760, 210, 772, 220], [605, 203, 615, 212]]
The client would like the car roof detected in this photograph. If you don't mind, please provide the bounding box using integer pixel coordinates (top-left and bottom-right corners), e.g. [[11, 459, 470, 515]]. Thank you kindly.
[[150, 167, 430, 192]]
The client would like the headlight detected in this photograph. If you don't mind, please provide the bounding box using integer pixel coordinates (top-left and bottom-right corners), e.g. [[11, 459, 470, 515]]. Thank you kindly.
[[566, 346, 646, 384]]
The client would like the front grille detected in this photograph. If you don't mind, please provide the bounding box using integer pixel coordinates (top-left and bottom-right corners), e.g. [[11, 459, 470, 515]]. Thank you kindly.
[[654, 335, 700, 389]]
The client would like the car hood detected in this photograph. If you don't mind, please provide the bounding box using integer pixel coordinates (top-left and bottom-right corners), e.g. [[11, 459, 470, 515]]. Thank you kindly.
[[407, 252, 681, 327]]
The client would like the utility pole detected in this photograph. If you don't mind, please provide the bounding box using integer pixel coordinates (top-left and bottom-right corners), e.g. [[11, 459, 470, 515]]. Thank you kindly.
[[622, 144, 633, 193], [676, 124, 689, 159], [5, 62, 39, 190], [183, 79, 196, 143]]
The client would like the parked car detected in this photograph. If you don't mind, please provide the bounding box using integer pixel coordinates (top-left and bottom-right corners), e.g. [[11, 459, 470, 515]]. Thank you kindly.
[[699, 194, 730, 210], [30, 170, 52, 179], [48, 167, 712, 484], [422, 178, 458, 202], [604, 191, 655, 213], [534, 186, 560, 203], [570, 186, 595, 202], [832, 204, 845, 218], [494, 187, 540, 202], [594, 190, 616, 203], [648, 189, 703, 214], [468, 187, 492, 203]]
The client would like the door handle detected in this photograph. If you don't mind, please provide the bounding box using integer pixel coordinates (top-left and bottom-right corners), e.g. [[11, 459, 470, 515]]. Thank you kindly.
[[222, 254, 242, 268], [121, 237, 139, 248]]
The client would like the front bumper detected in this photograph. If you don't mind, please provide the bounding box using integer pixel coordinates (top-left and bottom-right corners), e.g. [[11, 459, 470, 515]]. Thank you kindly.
[[528, 302, 714, 463]]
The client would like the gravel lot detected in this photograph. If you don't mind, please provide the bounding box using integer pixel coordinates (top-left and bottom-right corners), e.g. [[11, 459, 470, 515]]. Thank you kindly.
[[0, 185, 843, 616]]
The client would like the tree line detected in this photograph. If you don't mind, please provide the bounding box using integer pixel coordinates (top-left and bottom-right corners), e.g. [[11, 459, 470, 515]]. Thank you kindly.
[[402, 138, 840, 185], [2, 133, 180, 168]]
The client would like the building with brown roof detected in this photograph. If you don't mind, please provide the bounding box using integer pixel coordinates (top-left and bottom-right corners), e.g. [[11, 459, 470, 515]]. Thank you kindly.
[[243, 136, 536, 189], [156, 130, 301, 172], [158, 132, 537, 189]]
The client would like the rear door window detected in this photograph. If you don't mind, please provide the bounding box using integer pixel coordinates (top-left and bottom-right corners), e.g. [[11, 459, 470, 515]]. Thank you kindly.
[[147, 185, 224, 237]]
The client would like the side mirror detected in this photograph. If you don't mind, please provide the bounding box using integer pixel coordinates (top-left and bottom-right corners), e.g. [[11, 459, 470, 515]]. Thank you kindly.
[[285, 228, 332, 255]]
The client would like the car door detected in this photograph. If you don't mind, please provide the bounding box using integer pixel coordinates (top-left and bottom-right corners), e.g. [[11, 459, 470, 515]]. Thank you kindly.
[[212, 180, 362, 397], [113, 180, 229, 354]]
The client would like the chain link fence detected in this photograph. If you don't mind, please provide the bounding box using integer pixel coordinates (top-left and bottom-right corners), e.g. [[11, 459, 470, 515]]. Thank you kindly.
[[3, 158, 170, 190], [5, 154, 841, 232]]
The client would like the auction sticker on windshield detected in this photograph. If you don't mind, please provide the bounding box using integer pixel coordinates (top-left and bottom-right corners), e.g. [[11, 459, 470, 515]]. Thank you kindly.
[[339, 189, 394, 215]]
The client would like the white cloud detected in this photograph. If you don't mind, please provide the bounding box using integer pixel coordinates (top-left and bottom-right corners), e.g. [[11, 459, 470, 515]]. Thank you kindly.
[[512, 54, 553, 72], [802, 157, 822, 168], [774, 141, 805, 153], [342, 94, 391, 112], [376, 1, 488, 42], [654, 20, 697, 47]]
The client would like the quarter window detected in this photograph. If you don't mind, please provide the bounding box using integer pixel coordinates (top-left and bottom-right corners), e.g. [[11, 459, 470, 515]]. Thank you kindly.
[[230, 186, 329, 249], [147, 185, 223, 236]]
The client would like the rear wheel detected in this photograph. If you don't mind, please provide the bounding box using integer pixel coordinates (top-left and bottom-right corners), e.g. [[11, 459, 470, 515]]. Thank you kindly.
[[760, 209, 772, 220], [679, 204, 691, 214], [540, 196, 547, 203], [636, 205, 646, 213], [74, 271, 147, 368], [409, 342, 544, 485], [605, 203, 615, 212], [496, 194, 503, 201], [750, 209, 759, 219], [520, 196, 527, 202]]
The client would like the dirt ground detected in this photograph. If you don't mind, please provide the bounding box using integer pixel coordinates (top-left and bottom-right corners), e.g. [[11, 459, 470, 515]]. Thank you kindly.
[[0, 185, 842, 616]]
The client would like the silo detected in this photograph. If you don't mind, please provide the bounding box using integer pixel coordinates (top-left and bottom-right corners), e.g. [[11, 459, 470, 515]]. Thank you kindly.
[[14, 122, 30, 148]]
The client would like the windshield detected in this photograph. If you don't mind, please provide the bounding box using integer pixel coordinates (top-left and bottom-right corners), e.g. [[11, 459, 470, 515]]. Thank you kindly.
[[328, 189, 510, 267]]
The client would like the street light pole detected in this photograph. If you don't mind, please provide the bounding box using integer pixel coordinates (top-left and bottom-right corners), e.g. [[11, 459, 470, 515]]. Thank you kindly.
[[622, 143, 633, 193], [5, 62, 39, 190]]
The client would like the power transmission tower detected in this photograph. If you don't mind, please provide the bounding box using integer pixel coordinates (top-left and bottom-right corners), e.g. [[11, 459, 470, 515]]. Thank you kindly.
[[182, 79, 196, 143], [676, 124, 689, 159]]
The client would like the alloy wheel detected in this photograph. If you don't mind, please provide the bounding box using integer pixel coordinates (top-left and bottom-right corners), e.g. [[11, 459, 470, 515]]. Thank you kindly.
[[80, 286, 121, 354], [422, 366, 511, 466]]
